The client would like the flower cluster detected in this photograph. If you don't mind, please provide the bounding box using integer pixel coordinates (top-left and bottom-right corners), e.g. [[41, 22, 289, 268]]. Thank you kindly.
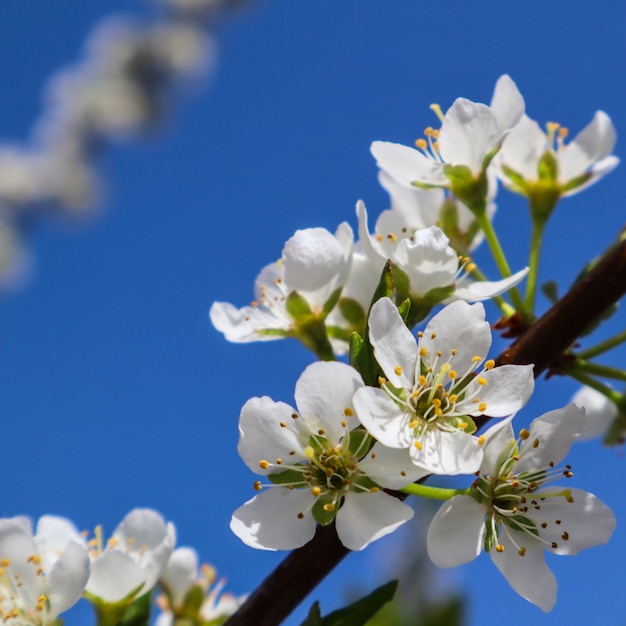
[[214, 74, 619, 614]]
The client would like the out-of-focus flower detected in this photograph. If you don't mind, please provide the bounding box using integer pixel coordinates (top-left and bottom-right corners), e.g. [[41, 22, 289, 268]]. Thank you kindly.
[[85, 508, 176, 605], [0, 519, 90, 625], [572, 385, 619, 441], [155, 547, 244, 626], [231, 361, 421, 551], [427, 406, 616, 612], [353, 298, 534, 475]]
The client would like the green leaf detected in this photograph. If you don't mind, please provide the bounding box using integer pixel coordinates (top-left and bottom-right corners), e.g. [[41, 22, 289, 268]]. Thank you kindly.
[[118, 592, 152, 626], [540, 280, 559, 304], [300, 601, 324, 626], [286, 291, 313, 321], [322, 580, 398, 626]]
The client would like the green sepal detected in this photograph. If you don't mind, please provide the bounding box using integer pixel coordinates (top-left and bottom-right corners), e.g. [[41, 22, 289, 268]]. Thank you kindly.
[[286, 291, 313, 321], [183, 583, 206, 615], [405, 284, 455, 327], [561, 171, 592, 193], [448, 415, 477, 435], [500, 164, 528, 193], [397, 297, 411, 324], [345, 428, 373, 457], [438, 198, 477, 256], [541, 280, 559, 305], [338, 297, 366, 325], [390, 264, 410, 305], [537, 150, 558, 182], [311, 494, 339, 526], [268, 469, 306, 486], [507, 515, 539, 537], [443, 165, 488, 214], [256, 328, 288, 337], [308, 434, 329, 453], [118, 592, 153, 626], [86, 583, 148, 626], [322, 287, 342, 317]]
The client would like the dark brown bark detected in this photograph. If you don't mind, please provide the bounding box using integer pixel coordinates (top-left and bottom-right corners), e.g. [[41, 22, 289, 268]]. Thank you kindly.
[[224, 238, 626, 626]]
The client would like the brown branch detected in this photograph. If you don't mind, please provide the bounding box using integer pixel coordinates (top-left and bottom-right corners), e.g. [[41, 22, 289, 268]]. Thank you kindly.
[[224, 237, 626, 626]]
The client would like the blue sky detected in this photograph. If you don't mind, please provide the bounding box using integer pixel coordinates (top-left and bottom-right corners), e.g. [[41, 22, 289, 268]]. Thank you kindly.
[[0, 1, 625, 624]]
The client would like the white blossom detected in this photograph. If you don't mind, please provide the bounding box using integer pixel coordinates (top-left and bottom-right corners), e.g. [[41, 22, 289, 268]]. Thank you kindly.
[[353, 298, 534, 475], [231, 361, 422, 551], [210, 224, 353, 343], [572, 385, 618, 441], [427, 406, 616, 611]]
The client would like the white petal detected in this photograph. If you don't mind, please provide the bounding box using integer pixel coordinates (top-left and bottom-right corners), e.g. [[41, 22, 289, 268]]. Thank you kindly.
[[421, 301, 491, 374], [452, 267, 529, 302], [479, 416, 515, 475], [87, 550, 147, 603], [497, 115, 546, 181], [533, 487, 616, 556], [427, 496, 486, 567], [353, 387, 412, 449], [517, 405, 585, 472], [394, 227, 458, 296], [490, 533, 557, 612], [335, 491, 413, 551], [360, 443, 428, 489], [439, 99, 498, 173], [0, 521, 39, 600], [209, 301, 288, 342], [47, 541, 90, 619], [371, 141, 446, 186], [368, 297, 417, 388], [490, 74, 525, 136], [294, 361, 364, 441], [461, 364, 534, 417], [238, 397, 304, 474], [563, 154, 620, 195], [410, 429, 483, 475], [160, 547, 198, 607], [572, 385, 618, 441], [230, 489, 317, 551], [35, 515, 86, 574], [113, 509, 176, 593]]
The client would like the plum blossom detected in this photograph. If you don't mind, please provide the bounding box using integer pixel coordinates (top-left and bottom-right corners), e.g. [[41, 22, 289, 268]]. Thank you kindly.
[[572, 385, 619, 441], [427, 405, 616, 611], [495, 112, 619, 200], [155, 547, 244, 626], [84, 508, 176, 605], [231, 361, 423, 552], [0, 519, 90, 625], [370, 75, 524, 190], [210, 224, 353, 349], [356, 201, 527, 316], [353, 298, 534, 475]]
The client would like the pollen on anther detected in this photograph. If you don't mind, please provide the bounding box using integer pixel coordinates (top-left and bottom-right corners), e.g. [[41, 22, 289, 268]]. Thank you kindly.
[[318, 429, 325, 436], [400, 470, 406, 477], [471, 356, 482, 363], [291, 413, 299, 419], [477, 377, 487, 386], [312, 487, 321, 497], [279, 421, 287, 428], [495, 544, 505, 553], [344, 407, 354, 417], [484, 359, 495, 370], [519, 429, 529, 440], [561, 532, 569, 541], [551, 542, 558, 549], [415, 138, 428, 150], [253, 481, 262, 491], [431, 332, 437, 339], [414, 441, 423, 451], [448, 370, 458, 379], [532, 438, 540, 448], [478, 402, 487, 412], [541, 522, 548, 529], [323, 503, 336, 512], [518, 546, 526, 557], [477, 435, 486, 445], [276, 458, 283, 465], [394, 365, 403, 376], [341, 420, 347, 428], [297, 512, 304, 519], [563, 470, 573, 478], [419, 347, 428, 357], [259, 460, 269, 469]]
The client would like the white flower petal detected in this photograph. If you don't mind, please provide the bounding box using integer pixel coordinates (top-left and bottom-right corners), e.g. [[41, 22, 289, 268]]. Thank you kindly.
[[35, 515, 86, 574], [498, 115, 547, 181], [335, 491, 413, 551], [461, 364, 534, 417], [490, 74, 525, 137], [353, 387, 412, 449], [0, 521, 39, 598], [47, 541, 90, 619], [479, 416, 515, 475], [490, 533, 557, 612], [572, 385, 618, 441], [533, 487, 616, 556], [517, 405, 585, 472], [87, 550, 147, 603], [160, 547, 198, 607], [410, 429, 483, 475], [427, 495, 486, 567], [360, 443, 428, 489], [368, 297, 418, 388], [452, 267, 529, 302], [421, 301, 491, 374], [294, 361, 364, 440], [209, 301, 287, 343], [371, 141, 446, 186], [230, 489, 317, 551], [439, 99, 498, 173]]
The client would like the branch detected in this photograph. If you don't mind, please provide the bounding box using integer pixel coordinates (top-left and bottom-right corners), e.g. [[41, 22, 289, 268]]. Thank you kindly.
[[224, 237, 626, 626]]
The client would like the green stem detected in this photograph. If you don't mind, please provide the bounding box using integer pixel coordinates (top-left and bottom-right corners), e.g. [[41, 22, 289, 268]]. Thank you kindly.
[[568, 359, 626, 383], [566, 369, 623, 405], [577, 329, 626, 360], [401, 483, 470, 500], [525, 218, 546, 314], [474, 210, 526, 315]]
